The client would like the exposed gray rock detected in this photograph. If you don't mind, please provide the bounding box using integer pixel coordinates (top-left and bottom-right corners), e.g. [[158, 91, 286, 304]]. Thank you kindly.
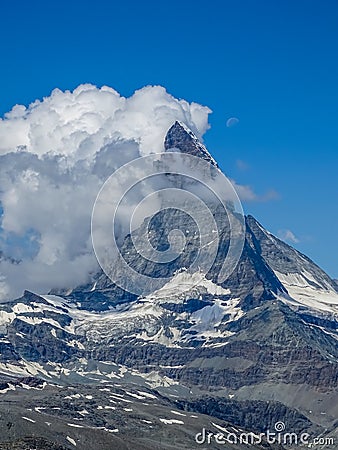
[[0, 121, 337, 448]]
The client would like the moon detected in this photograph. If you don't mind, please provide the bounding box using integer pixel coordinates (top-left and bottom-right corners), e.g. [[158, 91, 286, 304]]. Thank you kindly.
[[226, 117, 239, 128]]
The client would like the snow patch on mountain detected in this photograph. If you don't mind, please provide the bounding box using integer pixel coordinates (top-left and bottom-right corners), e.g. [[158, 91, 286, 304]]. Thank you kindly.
[[144, 270, 230, 302], [275, 270, 338, 314]]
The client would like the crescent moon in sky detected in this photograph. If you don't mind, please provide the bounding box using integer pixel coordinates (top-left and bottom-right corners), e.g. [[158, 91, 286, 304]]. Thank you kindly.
[[226, 117, 239, 128]]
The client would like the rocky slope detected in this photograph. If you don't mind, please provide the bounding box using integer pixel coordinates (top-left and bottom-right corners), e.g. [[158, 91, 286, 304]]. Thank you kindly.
[[0, 121, 337, 448]]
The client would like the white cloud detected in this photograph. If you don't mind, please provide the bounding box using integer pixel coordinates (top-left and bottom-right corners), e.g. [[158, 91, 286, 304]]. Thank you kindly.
[[277, 229, 300, 244], [236, 159, 249, 171], [231, 181, 279, 203], [0, 85, 210, 159], [0, 84, 211, 301]]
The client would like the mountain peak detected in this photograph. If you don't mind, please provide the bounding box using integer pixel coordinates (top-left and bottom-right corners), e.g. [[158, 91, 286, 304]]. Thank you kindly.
[[164, 121, 218, 167]]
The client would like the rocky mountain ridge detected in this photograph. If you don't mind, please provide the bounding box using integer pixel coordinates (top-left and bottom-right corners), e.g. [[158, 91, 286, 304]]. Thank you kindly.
[[0, 121, 337, 449]]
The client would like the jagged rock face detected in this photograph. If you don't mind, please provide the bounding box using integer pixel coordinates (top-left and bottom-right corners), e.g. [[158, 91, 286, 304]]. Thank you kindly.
[[78, 300, 338, 390], [177, 397, 320, 435], [66, 211, 285, 313], [0, 378, 286, 450], [164, 121, 219, 167], [64, 123, 333, 313], [1, 121, 338, 447], [246, 215, 337, 292]]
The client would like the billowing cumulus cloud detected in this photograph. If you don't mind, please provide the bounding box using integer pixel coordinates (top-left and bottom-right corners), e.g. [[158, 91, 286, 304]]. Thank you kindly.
[[0, 84, 211, 300]]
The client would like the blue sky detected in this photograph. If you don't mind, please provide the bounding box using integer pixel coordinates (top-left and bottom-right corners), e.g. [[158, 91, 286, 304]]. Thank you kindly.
[[0, 0, 337, 277]]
